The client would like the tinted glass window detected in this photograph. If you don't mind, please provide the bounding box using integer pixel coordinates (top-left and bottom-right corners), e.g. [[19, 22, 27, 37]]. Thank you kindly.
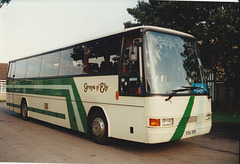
[[10, 62, 16, 78], [59, 48, 84, 76], [70, 36, 121, 75], [40, 52, 60, 77], [25, 56, 42, 78], [7, 62, 13, 78], [15, 60, 27, 78]]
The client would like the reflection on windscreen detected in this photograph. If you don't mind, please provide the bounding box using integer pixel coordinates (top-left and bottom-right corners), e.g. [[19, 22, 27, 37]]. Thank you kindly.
[[145, 31, 203, 95]]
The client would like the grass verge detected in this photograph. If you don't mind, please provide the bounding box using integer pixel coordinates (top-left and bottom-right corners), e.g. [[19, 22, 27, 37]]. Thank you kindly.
[[212, 110, 240, 124]]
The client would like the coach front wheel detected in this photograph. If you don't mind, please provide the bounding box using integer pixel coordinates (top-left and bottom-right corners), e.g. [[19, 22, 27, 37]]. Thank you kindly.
[[89, 110, 109, 144]]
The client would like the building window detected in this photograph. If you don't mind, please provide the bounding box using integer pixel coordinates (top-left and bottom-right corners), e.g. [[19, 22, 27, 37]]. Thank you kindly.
[[0, 82, 6, 93]]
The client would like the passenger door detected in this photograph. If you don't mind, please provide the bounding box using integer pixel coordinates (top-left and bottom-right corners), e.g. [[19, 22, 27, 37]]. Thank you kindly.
[[120, 36, 143, 96]]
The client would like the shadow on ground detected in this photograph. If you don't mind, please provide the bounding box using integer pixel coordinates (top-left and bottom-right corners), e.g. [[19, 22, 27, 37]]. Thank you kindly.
[[209, 122, 240, 140]]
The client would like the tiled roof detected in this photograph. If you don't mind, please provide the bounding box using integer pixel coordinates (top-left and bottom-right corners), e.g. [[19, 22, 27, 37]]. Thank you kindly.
[[0, 63, 8, 80]]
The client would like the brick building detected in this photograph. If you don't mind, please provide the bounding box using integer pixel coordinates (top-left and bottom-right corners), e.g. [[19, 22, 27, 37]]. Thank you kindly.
[[0, 63, 8, 101]]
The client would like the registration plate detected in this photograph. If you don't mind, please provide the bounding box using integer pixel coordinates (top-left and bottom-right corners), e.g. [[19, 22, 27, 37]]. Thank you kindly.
[[186, 129, 197, 135]]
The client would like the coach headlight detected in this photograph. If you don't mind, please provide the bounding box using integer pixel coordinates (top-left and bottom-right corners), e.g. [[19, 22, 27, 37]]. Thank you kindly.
[[162, 118, 174, 126]]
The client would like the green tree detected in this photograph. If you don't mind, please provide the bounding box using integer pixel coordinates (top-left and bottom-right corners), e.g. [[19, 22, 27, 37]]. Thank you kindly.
[[125, 1, 240, 107], [0, 0, 11, 8]]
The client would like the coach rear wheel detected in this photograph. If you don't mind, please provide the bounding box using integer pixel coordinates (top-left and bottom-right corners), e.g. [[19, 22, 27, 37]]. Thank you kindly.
[[89, 110, 109, 144], [21, 100, 28, 120]]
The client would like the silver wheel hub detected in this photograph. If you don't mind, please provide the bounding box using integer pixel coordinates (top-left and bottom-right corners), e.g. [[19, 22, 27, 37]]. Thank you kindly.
[[92, 117, 105, 138]]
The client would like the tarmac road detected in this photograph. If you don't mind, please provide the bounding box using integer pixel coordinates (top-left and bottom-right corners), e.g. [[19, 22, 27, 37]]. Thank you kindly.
[[0, 102, 239, 163]]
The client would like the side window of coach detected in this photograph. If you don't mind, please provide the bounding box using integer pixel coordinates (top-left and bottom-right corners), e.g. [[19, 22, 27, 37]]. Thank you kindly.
[[15, 60, 27, 79]]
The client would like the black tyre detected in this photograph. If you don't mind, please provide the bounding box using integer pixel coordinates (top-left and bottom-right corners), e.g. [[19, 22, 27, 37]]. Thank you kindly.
[[89, 110, 109, 144], [21, 100, 28, 120]]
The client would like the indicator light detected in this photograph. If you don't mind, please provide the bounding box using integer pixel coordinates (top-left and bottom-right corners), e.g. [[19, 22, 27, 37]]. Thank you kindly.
[[149, 118, 160, 126]]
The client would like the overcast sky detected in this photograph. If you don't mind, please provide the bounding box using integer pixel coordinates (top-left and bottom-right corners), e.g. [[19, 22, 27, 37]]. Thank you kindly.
[[1, 0, 238, 63], [0, 0, 138, 63]]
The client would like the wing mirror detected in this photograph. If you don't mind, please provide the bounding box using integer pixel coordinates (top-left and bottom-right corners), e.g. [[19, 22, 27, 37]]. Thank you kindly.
[[129, 38, 142, 62]]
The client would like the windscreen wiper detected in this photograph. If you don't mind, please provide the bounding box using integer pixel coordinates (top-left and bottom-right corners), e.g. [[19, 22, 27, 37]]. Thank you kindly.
[[165, 88, 191, 101], [165, 86, 209, 102]]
